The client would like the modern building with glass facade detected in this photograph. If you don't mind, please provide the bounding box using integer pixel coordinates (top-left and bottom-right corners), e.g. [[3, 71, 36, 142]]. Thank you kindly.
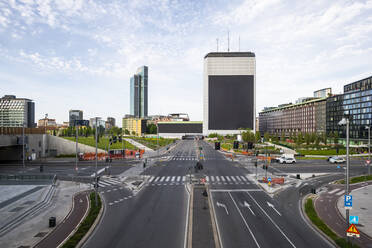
[[326, 75, 372, 141], [0, 95, 35, 128], [69, 110, 83, 127], [203, 52, 256, 135], [130, 66, 148, 118]]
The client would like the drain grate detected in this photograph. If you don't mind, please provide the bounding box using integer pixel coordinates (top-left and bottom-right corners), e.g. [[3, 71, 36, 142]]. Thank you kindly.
[[9, 206, 24, 212], [34, 232, 48, 238]]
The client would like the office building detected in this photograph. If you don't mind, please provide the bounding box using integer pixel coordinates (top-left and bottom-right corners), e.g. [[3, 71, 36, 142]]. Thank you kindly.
[[122, 117, 147, 136], [314, 88, 332, 98], [130, 66, 148, 118], [203, 52, 256, 135], [69, 110, 83, 127], [158, 121, 203, 139], [90, 117, 105, 128], [0, 95, 35, 128], [326, 75, 372, 141]]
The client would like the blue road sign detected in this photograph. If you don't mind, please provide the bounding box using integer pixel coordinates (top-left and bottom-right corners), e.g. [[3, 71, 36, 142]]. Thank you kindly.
[[337, 165, 340, 169], [344, 195, 353, 208], [349, 216, 359, 224], [268, 177, 272, 182]]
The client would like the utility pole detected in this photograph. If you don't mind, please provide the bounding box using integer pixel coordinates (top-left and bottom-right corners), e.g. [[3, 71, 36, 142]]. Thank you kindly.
[[95, 117, 98, 206]]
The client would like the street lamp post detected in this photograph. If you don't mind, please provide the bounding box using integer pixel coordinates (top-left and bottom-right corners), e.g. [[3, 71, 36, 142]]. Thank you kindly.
[[75, 124, 79, 180], [339, 117, 350, 243], [94, 117, 98, 206], [22, 122, 25, 173], [366, 126, 371, 175]]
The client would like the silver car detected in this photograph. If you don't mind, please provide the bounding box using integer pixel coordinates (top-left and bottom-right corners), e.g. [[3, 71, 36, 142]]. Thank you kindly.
[[328, 156, 346, 163]]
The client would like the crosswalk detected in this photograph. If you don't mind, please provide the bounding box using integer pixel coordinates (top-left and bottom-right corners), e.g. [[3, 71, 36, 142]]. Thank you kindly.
[[169, 156, 219, 161], [96, 177, 122, 188], [147, 175, 252, 186], [327, 188, 345, 196]]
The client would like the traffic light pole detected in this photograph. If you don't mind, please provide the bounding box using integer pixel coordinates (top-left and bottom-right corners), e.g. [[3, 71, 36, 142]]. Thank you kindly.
[[346, 119, 350, 244], [75, 126, 78, 180]]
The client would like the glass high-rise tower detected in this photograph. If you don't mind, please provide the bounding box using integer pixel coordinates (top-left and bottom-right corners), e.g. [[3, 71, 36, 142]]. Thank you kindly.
[[130, 66, 148, 118]]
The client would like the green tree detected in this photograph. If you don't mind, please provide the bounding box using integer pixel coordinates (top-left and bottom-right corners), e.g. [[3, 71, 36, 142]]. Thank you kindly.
[[146, 124, 157, 134], [315, 133, 320, 146], [264, 132, 270, 142], [310, 132, 316, 144], [124, 129, 130, 135], [281, 131, 285, 142], [322, 132, 328, 145], [255, 131, 261, 143], [305, 132, 311, 145], [131, 131, 136, 136], [296, 132, 303, 145], [334, 131, 339, 144]]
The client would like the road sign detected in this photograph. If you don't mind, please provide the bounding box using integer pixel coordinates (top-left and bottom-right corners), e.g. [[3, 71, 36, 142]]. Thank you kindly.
[[344, 195, 352, 209], [349, 216, 359, 224], [268, 177, 272, 182], [346, 224, 360, 238]]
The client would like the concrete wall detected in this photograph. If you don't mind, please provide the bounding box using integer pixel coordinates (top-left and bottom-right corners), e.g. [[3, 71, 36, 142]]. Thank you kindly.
[[48, 135, 105, 155]]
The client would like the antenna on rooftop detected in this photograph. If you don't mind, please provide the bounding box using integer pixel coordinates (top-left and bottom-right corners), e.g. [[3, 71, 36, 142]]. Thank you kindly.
[[238, 36, 240, 52], [227, 30, 230, 52]]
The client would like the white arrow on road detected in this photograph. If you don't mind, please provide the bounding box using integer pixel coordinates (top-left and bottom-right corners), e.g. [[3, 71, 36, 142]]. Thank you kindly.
[[267, 202, 281, 216], [243, 201, 256, 216], [217, 201, 229, 215]]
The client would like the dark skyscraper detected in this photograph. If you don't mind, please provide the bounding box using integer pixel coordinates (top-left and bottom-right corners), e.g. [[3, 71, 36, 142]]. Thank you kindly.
[[130, 66, 148, 118]]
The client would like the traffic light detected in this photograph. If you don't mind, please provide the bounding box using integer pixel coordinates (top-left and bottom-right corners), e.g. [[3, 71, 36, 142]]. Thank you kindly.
[[215, 142, 220, 150], [113, 136, 117, 143], [119, 136, 122, 142], [233, 141, 239, 149]]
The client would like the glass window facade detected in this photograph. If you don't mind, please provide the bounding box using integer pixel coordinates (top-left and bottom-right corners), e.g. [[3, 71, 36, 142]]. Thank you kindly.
[[0, 95, 35, 128], [130, 66, 148, 118]]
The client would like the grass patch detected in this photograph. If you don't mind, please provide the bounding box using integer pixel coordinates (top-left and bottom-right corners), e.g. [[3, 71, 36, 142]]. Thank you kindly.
[[298, 149, 350, 156], [62, 192, 102, 248], [305, 198, 359, 248], [297, 157, 329, 160], [336, 174, 372, 184], [129, 137, 176, 150], [63, 136, 137, 150]]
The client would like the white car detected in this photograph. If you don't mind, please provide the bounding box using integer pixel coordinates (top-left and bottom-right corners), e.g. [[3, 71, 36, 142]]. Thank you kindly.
[[328, 156, 346, 164], [277, 156, 296, 164]]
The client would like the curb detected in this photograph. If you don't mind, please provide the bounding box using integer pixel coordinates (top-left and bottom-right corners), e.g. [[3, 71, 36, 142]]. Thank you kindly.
[[207, 185, 221, 248], [301, 194, 338, 248], [76, 192, 104, 248]]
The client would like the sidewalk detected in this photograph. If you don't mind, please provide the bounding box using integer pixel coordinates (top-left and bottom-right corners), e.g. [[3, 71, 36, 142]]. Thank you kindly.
[[0, 181, 90, 248], [267, 142, 297, 155], [337, 183, 372, 240], [125, 138, 154, 152]]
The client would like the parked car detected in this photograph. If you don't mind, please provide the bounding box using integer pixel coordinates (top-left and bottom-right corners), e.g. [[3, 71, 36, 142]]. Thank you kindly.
[[277, 154, 296, 164], [328, 156, 346, 163]]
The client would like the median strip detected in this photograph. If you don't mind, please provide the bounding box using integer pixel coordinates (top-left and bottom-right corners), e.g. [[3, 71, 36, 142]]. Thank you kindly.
[[61, 192, 102, 248]]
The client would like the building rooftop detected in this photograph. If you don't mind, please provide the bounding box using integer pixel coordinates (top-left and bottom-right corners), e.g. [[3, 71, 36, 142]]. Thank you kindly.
[[204, 52, 255, 59], [260, 97, 327, 114]]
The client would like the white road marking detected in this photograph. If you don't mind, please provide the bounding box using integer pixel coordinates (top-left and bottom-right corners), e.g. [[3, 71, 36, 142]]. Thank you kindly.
[[247, 193, 296, 248], [336, 190, 345, 196], [166, 176, 171, 182], [228, 192, 260, 248], [160, 176, 165, 182], [206, 176, 210, 182], [154, 177, 160, 182], [220, 176, 226, 182], [328, 188, 342, 194], [225, 176, 231, 181], [244, 201, 256, 216], [148, 176, 155, 183], [211, 176, 215, 181], [216, 176, 220, 182], [267, 202, 281, 216], [182, 176, 186, 182], [177, 176, 181, 182], [171, 176, 176, 182], [216, 201, 229, 215]]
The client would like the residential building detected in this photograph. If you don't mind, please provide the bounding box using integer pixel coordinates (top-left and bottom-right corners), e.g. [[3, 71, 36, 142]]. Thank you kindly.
[[203, 52, 256, 135], [326, 75, 372, 141], [130, 66, 148, 118], [106, 117, 116, 129], [259, 97, 327, 136], [38, 118, 57, 127], [122, 117, 147, 136], [69, 110, 83, 127], [0, 95, 35, 128]]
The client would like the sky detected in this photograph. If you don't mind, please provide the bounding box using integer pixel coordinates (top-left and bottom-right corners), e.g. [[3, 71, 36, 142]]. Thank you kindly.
[[1, 0, 372, 127]]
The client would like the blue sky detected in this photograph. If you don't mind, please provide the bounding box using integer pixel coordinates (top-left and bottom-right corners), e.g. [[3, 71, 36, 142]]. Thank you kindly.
[[1, 0, 372, 127]]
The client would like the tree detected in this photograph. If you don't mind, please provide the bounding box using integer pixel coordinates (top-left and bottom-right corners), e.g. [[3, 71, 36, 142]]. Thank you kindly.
[[281, 131, 285, 142], [124, 129, 130, 135], [322, 132, 328, 145], [146, 124, 157, 134], [315, 133, 320, 146], [305, 132, 311, 145], [131, 131, 136, 136], [264, 132, 270, 142], [296, 132, 303, 145], [310, 132, 316, 144], [334, 131, 339, 144], [255, 131, 261, 143]]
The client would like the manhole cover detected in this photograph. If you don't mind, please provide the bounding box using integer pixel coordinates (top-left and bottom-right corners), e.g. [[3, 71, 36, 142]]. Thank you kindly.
[[34, 232, 48, 238], [10, 207, 24, 212]]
